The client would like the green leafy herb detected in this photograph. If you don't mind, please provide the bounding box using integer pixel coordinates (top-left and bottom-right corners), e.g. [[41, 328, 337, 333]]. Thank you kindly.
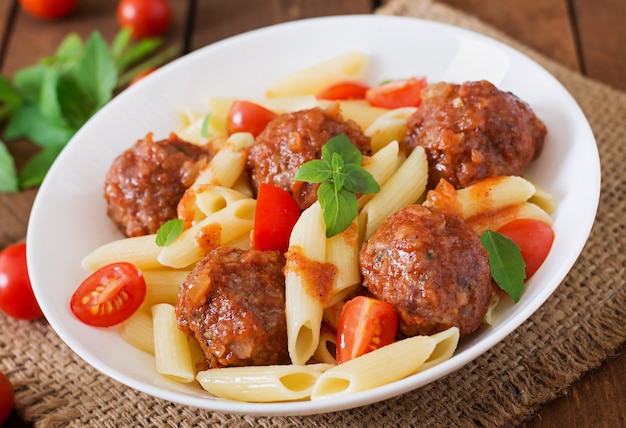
[[200, 113, 212, 138], [480, 230, 526, 303], [0, 28, 179, 193], [295, 133, 380, 237], [155, 219, 184, 247]]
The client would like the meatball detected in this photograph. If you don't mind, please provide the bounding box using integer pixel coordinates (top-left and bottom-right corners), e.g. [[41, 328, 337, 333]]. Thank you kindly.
[[247, 103, 371, 210], [104, 133, 212, 237], [359, 204, 493, 337], [176, 247, 290, 369], [404, 80, 547, 189]]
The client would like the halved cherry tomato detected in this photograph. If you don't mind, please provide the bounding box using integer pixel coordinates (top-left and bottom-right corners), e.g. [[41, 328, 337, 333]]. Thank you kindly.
[[70, 262, 146, 327], [19, 0, 77, 20], [365, 77, 427, 109], [252, 183, 301, 253], [0, 371, 14, 426], [497, 219, 554, 279], [117, 0, 172, 39], [226, 100, 278, 137], [0, 242, 43, 320], [316, 80, 370, 100], [336, 296, 398, 364]]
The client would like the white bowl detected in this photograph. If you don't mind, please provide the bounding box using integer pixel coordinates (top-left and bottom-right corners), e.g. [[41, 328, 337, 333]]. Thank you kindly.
[[27, 15, 600, 416]]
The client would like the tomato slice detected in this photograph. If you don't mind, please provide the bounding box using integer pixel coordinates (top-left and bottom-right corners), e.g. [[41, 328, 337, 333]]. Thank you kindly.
[[336, 296, 398, 364], [252, 183, 301, 253], [70, 262, 146, 327], [226, 100, 278, 137], [316, 80, 370, 100], [497, 219, 555, 279], [365, 77, 427, 109]]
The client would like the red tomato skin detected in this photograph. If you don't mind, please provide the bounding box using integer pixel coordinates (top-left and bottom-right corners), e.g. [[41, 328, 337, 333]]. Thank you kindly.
[[252, 183, 301, 253], [227, 100, 278, 137], [316, 80, 370, 100], [70, 262, 146, 327], [0, 242, 43, 320], [365, 77, 427, 109], [117, 0, 172, 39], [336, 296, 398, 364], [19, 0, 77, 20], [0, 372, 14, 426], [498, 219, 555, 279]]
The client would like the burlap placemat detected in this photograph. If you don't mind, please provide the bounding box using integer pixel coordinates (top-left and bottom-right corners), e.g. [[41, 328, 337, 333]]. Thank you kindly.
[[2, 0, 625, 426]]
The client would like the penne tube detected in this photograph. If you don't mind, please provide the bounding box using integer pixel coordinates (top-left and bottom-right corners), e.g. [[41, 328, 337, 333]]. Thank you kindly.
[[416, 327, 460, 372], [120, 310, 155, 355], [454, 175, 536, 219], [159, 198, 256, 269], [465, 201, 553, 235], [142, 268, 190, 307], [359, 140, 402, 210], [365, 107, 417, 153], [325, 222, 360, 296], [266, 52, 368, 97], [151, 303, 195, 383], [196, 363, 333, 402], [360, 146, 428, 240], [313, 330, 338, 365], [81, 234, 162, 272], [311, 335, 437, 400], [317, 99, 389, 130], [194, 185, 250, 217]]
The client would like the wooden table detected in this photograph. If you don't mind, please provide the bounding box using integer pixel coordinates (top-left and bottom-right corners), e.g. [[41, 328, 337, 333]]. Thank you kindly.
[[1, 1, 624, 426]]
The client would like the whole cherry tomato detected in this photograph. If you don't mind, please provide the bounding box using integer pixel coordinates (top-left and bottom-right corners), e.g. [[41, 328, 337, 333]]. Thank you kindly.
[[226, 100, 278, 137], [0, 242, 43, 320], [70, 262, 146, 327], [336, 296, 398, 364], [0, 372, 14, 426], [19, 0, 77, 20], [117, 0, 172, 39], [497, 219, 554, 279], [252, 183, 301, 253]]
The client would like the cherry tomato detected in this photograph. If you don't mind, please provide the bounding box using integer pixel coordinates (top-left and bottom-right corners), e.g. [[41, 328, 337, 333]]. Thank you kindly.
[[19, 0, 77, 20], [252, 183, 301, 253], [226, 100, 278, 137], [70, 262, 146, 327], [316, 80, 370, 100], [0, 372, 14, 426], [117, 0, 172, 39], [130, 67, 157, 85], [365, 77, 427, 109], [498, 219, 554, 279], [336, 296, 398, 364], [0, 242, 43, 320]]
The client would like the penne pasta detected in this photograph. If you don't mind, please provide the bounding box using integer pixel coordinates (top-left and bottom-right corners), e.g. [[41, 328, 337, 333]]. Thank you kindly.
[[465, 201, 553, 235], [81, 234, 162, 272], [359, 140, 401, 209], [142, 268, 190, 307], [416, 327, 460, 372], [266, 52, 368, 97], [454, 175, 536, 219], [120, 310, 155, 355], [365, 107, 417, 153], [312, 330, 338, 365], [196, 363, 333, 402], [151, 303, 195, 383]]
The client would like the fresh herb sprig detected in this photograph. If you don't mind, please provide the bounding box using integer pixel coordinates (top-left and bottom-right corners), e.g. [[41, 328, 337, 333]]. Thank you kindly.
[[295, 133, 380, 237], [480, 230, 526, 302], [155, 218, 184, 247], [0, 28, 179, 192]]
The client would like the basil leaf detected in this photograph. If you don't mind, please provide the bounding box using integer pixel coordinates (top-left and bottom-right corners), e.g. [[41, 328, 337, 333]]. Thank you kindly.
[[18, 145, 64, 188], [342, 163, 380, 194], [116, 37, 162, 72], [200, 113, 212, 138], [323, 133, 362, 165], [480, 230, 526, 303], [294, 159, 332, 183], [156, 219, 184, 246], [111, 27, 132, 62], [318, 182, 357, 238], [330, 152, 345, 190], [13, 65, 47, 103], [0, 141, 18, 192], [0, 74, 21, 120], [4, 104, 75, 147], [73, 31, 117, 111]]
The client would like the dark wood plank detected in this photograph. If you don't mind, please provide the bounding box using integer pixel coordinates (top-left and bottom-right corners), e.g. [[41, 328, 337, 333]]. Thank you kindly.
[[572, 0, 626, 91], [436, 0, 580, 71], [190, 0, 373, 49]]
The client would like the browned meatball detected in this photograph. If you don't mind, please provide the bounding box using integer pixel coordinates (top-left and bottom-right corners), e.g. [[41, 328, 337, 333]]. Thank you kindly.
[[360, 205, 493, 337], [104, 133, 211, 237], [176, 247, 290, 369], [247, 103, 371, 210], [404, 80, 547, 189]]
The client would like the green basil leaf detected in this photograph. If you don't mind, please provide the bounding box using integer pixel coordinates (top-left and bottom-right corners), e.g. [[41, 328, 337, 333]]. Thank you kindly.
[[0, 141, 19, 192], [4, 104, 74, 147], [39, 68, 65, 122], [112, 27, 132, 61], [43, 33, 84, 71], [480, 230, 526, 303], [323, 133, 362, 165], [330, 152, 345, 190], [201, 113, 212, 138], [13, 65, 47, 103], [156, 218, 185, 247], [342, 163, 380, 194], [73, 31, 117, 110], [0, 74, 21, 120], [319, 182, 357, 238], [294, 159, 332, 183], [116, 37, 162, 72], [18, 144, 64, 188]]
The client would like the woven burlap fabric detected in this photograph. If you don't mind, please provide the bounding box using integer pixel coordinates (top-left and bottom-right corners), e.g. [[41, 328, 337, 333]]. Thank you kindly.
[[2, 0, 625, 426]]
